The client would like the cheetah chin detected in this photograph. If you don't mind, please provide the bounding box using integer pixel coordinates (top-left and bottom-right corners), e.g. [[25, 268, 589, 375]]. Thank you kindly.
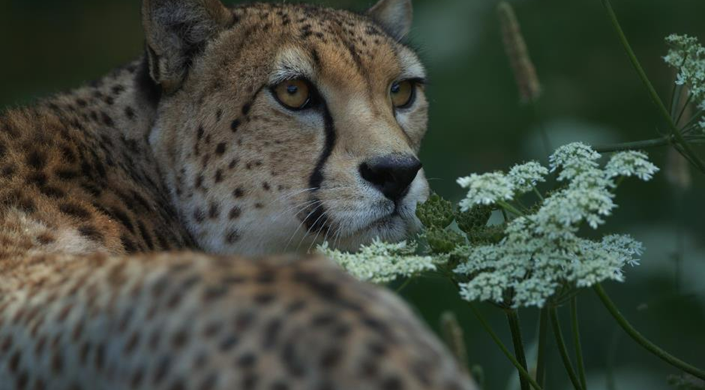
[[317, 170, 429, 253]]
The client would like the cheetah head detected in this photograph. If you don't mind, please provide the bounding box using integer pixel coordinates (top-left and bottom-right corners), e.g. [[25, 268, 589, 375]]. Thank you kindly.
[[144, 0, 430, 255]]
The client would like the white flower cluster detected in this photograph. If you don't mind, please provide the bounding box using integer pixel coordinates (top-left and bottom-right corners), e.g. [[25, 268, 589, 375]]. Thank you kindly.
[[455, 143, 656, 308], [457, 161, 548, 210], [457, 172, 514, 210], [605, 150, 659, 180], [508, 161, 549, 193], [663, 34, 705, 131], [549, 142, 601, 181], [318, 239, 443, 284]]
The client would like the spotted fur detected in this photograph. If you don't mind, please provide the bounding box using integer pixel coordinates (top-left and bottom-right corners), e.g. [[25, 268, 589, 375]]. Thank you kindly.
[[148, 1, 431, 255], [0, 0, 476, 388], [0, 252, 474, 389]]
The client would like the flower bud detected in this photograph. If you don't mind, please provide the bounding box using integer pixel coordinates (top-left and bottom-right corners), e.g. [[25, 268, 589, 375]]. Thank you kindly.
[[425, 226, 465, 254], [456, 205, 493, 235], [467, 224, 506, 245], [416, 193, 455, 229]]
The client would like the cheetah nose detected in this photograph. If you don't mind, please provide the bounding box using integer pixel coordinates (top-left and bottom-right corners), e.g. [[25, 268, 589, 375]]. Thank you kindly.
[[359, 155, 422, 202]]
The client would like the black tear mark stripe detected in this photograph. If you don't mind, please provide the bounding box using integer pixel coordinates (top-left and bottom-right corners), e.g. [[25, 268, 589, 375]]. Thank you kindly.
[[304, 104, 336, 233], [309, 103, 336, 190]]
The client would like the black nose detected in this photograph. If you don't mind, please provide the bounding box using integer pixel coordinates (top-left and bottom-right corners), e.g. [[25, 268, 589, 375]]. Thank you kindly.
[[360, 155, 422, 202]]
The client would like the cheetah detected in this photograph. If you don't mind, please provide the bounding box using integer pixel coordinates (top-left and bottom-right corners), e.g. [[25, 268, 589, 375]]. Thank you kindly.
[[0, 0, 477, 389]]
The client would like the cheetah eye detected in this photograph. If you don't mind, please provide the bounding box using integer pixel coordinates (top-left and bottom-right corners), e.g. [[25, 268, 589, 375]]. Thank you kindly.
[[273, 79, 312, 110], [390, 80, 416, 109]]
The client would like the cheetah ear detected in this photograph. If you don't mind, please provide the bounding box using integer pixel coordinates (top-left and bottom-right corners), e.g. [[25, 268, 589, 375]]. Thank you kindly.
[[142, 0, 234, 94], [367, 0, 413, 41]]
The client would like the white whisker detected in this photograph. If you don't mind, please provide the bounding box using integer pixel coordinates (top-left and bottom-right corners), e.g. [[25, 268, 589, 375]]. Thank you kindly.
[[284, 202, 322, 251], [266, 187, 317, 206], [308, 216, 330, 253], [271, 198, 319, 222], [296, 209, 328, 251], [332, 224, 344, 250]]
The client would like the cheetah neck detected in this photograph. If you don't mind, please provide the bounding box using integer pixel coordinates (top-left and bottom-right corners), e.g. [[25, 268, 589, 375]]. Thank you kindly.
[[0, 56, 195, 260]]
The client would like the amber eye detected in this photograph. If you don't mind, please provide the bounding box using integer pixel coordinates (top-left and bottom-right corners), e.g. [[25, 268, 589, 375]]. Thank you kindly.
[[390, 80, 415, 109], [273, 79, 312, 110]]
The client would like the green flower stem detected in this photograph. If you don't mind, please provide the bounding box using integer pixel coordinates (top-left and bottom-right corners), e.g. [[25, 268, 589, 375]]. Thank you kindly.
[[681, 109, 704, 131], [549, 308, 584, 390], [468, 304, 544, 390], [506, 310, 531, 390], [683, 124, 702, 135], [593, 136, 705, 153], [594, 137, 672, 153], [669, 77, 684, 118], [500, 208, 510, 222], [675, 93, 694, 125], [533, 187, 545, 202], [570, 297, 588, 389], [395, 278, 413, 293], [600, 0, 705, 173], [536, 308, 549, 388], [497, 201, 525, 217], [593, 284, 705, 380]]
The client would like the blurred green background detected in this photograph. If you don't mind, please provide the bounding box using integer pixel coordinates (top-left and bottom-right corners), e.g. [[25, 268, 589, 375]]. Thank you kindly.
[[2, 0, 704, 388]]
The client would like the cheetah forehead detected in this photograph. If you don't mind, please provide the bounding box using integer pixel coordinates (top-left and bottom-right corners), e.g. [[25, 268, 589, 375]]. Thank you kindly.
[[269, 44, 426, 86], [222, 3, 426, 83]]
